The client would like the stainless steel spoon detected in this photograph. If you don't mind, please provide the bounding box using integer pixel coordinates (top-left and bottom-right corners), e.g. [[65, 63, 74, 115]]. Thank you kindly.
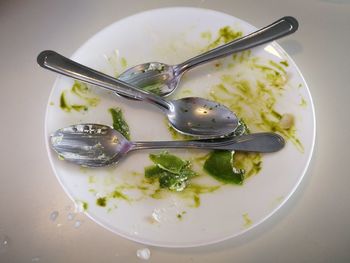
[[37, 50, 238, 137], [50, 124, 285, 167], [117, 16, 298, 97]]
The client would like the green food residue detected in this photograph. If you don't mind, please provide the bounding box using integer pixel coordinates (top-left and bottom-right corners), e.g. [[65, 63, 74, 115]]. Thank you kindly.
[[96, 197, 107, 207], [88, 164, 221, 210], [231, 50, 252, 64], [280, 60, 289, 67], [242, 213, 253, 227], [88, 175, 96, 184], [300, 97, 307, 107], [95, 186, 131, 208], [275, 196, 284, 203], [71, 81, 100, 106], [111, 189, 129, 201], [141, 83, 164, 96], [60, 91, 70, 112], [177, 211, 187, 220], [167, 121, 193, 140], [233, 152, 262, 178], [59, 81, 100, 112], [201, 31, 212, 41], [145, 152, 197, 192], [120, 57, 127, 68], [209, 70, 304, 152], [181, 184, 221, 208], [149, 182, 221, 208], [251, 62, 287, 89], [204, 26, 243, 51], [107, 49, 128, 78], [109, 107, 131, 140], [82, 201, 89, 211]]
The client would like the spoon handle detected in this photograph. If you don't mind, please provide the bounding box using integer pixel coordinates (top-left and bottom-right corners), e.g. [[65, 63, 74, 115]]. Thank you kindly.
[[37, 50, 171, 111], [131, 133, 285, 153], [177, 16, 298, 73]]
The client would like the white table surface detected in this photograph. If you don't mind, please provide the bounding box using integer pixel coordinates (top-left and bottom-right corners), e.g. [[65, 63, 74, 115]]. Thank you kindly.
[[1, 0, 349, 262]]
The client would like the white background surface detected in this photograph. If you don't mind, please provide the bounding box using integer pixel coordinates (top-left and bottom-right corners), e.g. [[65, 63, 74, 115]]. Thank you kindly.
[[0, 0, 349, 262]]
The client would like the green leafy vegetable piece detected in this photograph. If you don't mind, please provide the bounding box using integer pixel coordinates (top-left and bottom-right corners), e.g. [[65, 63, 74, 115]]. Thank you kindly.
[[159, 174, 187, 191], [145, 152, 197, 192], [144, 165, 166, 179], [109, 107, 131, 140], [149, 152, 188, 174], [204, 150, 245, 184]]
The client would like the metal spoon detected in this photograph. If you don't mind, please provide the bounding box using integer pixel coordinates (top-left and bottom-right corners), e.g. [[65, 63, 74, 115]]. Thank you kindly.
[[37, 50, 238, 137], [50, 124, 285, 167], [117, 16, 298, 97]]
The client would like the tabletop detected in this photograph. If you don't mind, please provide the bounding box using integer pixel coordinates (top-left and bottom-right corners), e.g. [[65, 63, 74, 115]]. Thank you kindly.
[[0, 0, 349, 262]]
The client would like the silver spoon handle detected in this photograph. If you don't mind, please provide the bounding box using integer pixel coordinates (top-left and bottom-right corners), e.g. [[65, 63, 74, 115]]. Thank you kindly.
[[37, 50, 171, 111], [177, 16, 298, 73], [131, 133, 285, 153]]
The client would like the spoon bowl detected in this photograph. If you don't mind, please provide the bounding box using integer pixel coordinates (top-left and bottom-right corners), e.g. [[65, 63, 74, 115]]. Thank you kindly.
[[118, 62, 178, 96], [169, 97, 237, 136], [50, 124, 130, 167], [51, 124, 285, 167]]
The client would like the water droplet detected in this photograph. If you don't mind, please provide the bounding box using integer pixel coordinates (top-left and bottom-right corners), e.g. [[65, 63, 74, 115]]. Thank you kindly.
[[74, 220, 83, 229], [67, 212, 75, 221], [31, 257, 40, 262], [136, 248, 151, 260], [49, 211, 59, 221], [0, 234, 9, 253]]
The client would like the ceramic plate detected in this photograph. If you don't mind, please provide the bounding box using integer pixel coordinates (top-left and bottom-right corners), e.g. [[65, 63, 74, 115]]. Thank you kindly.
[[45, 7, 315, 247]]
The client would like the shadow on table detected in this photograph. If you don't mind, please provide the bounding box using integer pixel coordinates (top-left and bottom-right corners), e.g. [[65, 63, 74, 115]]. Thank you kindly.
[[278, 39, 303, 56]]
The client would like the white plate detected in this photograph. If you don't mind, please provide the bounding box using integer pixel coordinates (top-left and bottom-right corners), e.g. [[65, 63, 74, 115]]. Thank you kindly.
[[45, 7, 315, 247]]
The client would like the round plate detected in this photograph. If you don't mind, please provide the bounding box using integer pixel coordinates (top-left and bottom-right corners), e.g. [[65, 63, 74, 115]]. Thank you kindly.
[[45, 7, 315, 247]]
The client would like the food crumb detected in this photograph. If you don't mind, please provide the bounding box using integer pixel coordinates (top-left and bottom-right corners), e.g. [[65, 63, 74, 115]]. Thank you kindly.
[[279, 113, 294, 129], [242, 213, 252, 227], [145, 216, 158, 224], [136, 248, 151, 260]]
